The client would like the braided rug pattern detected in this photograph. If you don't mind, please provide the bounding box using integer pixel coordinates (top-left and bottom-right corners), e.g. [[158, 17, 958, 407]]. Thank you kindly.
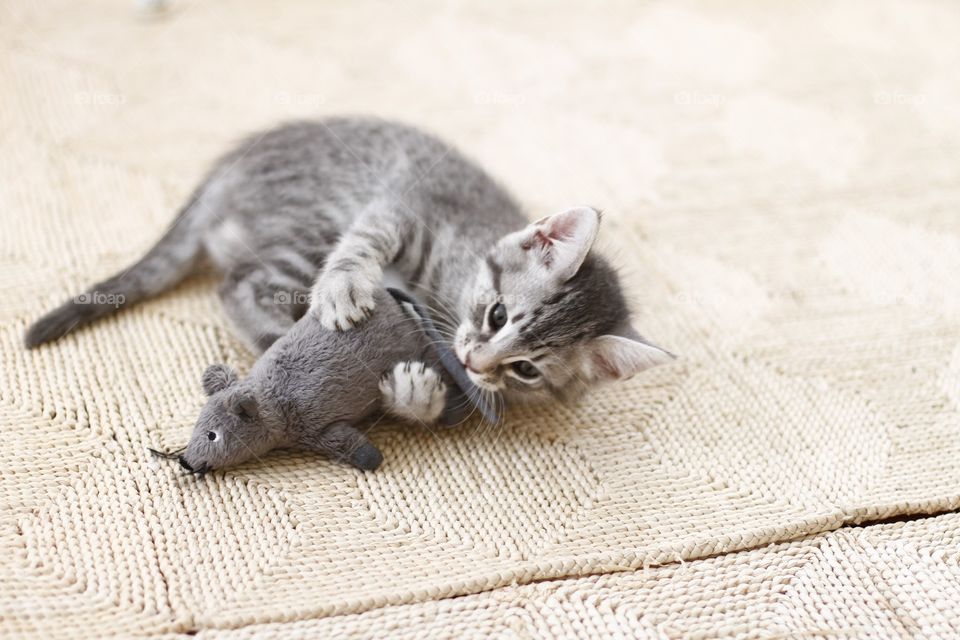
[[2, 0, 959, 637]]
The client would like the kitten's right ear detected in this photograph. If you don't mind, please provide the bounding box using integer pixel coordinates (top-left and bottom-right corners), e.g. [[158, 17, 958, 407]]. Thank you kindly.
[[202, 364, 238, 396], [522, 206, 601, 282]]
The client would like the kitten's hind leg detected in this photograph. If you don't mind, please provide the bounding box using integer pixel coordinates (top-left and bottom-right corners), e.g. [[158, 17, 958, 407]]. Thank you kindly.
[[218, 263, 309, 353], [298, 422, 383, 471]]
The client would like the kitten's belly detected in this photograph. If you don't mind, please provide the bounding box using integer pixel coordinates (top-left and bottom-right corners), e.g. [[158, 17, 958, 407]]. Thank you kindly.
[[203, 216, 328, 282], [203, 218, 251, 272]]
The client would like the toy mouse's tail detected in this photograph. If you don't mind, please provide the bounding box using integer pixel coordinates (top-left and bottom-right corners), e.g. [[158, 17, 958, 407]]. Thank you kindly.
[[24, 190, 206, 348]]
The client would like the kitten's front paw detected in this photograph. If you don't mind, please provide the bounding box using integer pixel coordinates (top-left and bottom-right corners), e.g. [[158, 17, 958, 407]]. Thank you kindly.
[[310, 268, 378, 331], [379, 361, 447, 424]]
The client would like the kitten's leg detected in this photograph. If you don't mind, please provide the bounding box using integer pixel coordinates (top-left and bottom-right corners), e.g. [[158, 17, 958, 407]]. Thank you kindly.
[[379, 361, 449, 425], [219, 264, 309, 353], [297, 422, 383, 471], [309, 203, 405, 330]]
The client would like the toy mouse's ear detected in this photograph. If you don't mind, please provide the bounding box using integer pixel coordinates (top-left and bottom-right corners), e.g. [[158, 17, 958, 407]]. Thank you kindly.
[[226, 388, 259, 420], [202, 364, 238, 396]]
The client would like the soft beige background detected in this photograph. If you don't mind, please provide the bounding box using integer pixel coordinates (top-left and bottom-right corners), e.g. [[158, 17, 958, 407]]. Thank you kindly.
[[2, 0, 959, 637]]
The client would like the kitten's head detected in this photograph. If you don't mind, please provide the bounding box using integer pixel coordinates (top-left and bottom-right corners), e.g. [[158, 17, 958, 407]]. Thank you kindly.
[[455, 206, 673, 405]]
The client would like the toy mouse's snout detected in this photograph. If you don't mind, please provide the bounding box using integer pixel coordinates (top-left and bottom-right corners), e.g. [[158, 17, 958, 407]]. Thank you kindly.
[[178, 455, 209, 475]]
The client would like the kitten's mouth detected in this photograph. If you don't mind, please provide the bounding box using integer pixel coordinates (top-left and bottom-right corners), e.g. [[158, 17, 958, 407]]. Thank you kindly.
[[454, 341, 468, 364], [455, 336, 499, 391]]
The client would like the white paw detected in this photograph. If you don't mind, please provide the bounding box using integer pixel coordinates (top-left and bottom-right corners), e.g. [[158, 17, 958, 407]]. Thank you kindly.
[[380, 361, 447, 424], [310, 267, 378, 331]]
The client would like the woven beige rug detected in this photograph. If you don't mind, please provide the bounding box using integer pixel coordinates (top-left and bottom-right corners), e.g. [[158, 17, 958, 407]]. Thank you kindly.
[[196, 512, 960, 639], [2, 0, 960, 636]]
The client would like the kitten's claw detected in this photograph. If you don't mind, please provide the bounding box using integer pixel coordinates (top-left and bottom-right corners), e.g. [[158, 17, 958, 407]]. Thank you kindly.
[[310, 269, 378, 331], [379, 361, 447, 424]]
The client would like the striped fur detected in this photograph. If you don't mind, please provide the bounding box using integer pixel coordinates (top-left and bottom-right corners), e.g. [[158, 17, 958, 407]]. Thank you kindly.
[[25, 117, 670, 418]]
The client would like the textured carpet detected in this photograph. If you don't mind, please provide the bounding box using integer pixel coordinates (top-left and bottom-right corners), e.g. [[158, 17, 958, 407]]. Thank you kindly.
[[2, 0, 959, 637], [197, 512, 960, 639]]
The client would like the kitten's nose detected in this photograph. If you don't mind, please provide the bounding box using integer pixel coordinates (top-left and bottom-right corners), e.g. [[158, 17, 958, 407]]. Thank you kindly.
[[465, 351, 495, 374], [178, 456, 193, 472]]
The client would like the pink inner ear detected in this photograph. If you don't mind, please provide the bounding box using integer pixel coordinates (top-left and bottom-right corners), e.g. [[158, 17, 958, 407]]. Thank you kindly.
[[520, 229, 555, 265], [536, 228, 554, 246], [592, 351, 621, 380], [523, 214, 579, 251], [542, 214, 580, 242]]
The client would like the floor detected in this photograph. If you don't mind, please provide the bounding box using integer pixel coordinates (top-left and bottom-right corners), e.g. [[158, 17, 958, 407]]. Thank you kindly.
[[2, 1, 959, 637]]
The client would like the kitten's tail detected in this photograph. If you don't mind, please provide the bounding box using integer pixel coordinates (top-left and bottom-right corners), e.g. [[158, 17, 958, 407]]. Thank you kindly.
[[24, 190, 207, 348]]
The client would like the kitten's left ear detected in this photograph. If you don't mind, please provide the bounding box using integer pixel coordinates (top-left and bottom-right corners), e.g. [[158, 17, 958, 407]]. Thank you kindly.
[[523, 206, 601, 281], [584, 330, 675, 383]]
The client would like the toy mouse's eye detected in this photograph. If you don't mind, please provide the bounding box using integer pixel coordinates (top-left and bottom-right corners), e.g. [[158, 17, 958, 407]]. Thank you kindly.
[[207, 431, 218, 442]]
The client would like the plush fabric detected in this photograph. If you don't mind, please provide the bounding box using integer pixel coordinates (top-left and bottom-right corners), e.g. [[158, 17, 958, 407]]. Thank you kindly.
[[2, 0, 958, 637]]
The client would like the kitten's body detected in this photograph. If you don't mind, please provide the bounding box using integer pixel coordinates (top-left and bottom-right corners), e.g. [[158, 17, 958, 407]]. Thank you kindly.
[[30, 118, 519, 347], [27, 117, 672, 417], [200, 118, 525, 347]]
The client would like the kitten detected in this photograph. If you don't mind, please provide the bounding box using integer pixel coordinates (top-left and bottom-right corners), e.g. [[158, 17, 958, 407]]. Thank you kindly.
[[25, 117, 672, 419]]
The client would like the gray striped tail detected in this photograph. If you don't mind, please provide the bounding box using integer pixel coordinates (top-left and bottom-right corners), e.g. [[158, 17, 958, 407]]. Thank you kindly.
[[24, 195, 205, 348]]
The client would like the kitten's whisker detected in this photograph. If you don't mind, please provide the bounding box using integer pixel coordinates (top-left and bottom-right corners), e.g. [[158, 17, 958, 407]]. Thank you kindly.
[[448, 397, 478, 429], [416, 305, 459, 336], [418, 288, 459, 319], [413, 290, 460, 330], [490, 392, 507, 446], [476, 387, 497, 439], [458, 386, 484, 433]]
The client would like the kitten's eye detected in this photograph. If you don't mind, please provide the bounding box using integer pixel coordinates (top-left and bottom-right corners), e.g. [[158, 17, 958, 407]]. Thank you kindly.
[[512, 360, 539, 379], [207, 431, 218, 442], [488, 303, 508, 331]]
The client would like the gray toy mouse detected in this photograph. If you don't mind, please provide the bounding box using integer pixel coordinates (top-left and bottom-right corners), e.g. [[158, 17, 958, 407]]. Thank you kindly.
[[170, 289, 497, 474]]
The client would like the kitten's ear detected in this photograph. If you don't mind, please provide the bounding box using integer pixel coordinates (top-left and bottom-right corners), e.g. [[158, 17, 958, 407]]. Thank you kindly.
[[523, 206, 601, 281], [584, 331, 675, 383], [202, 364, 238, 396], [225, 388, 259, 420]]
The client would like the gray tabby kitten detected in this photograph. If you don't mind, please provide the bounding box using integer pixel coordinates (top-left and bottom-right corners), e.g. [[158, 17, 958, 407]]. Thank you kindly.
[[25, 117, 672, 421]]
